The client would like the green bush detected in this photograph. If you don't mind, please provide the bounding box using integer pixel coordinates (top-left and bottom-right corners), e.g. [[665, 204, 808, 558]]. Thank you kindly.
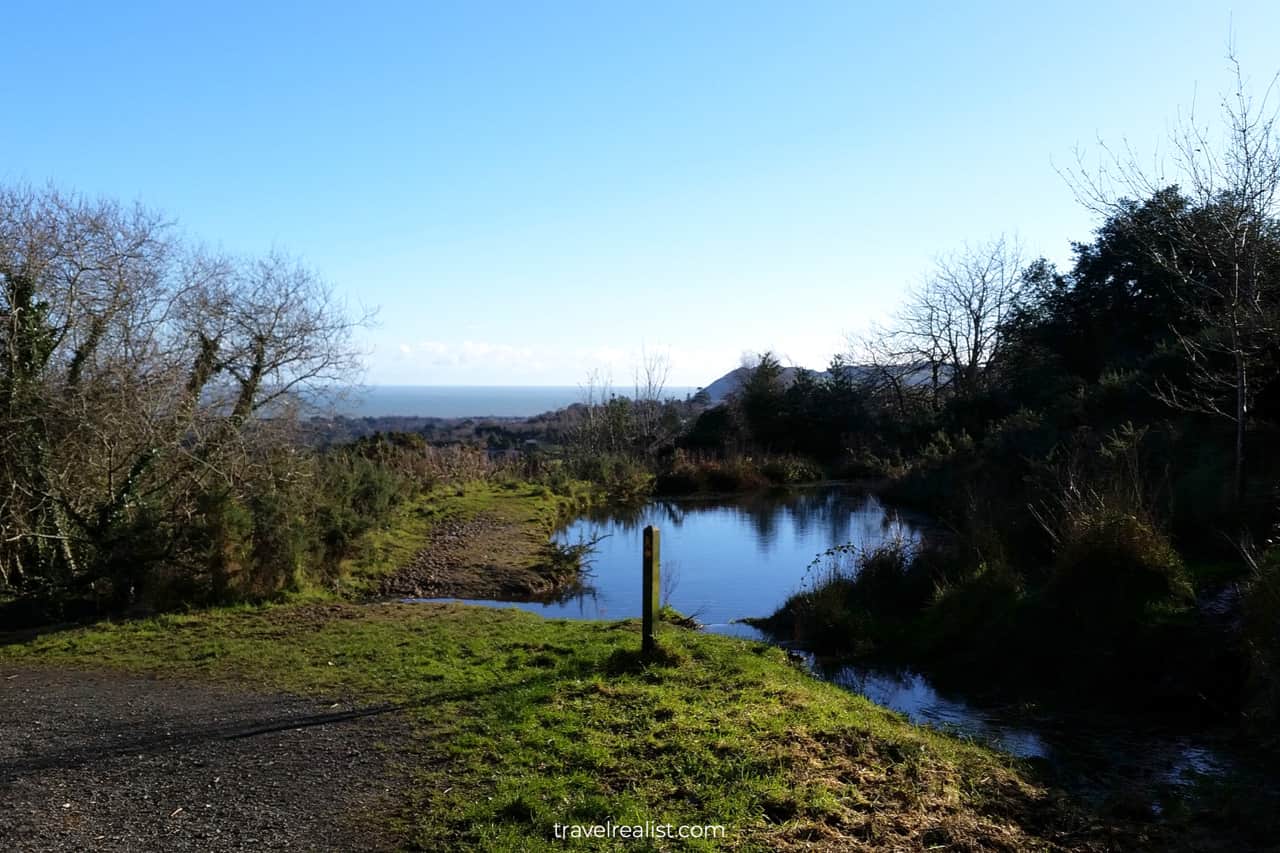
[[568, 452, 654, 502], [1048, 510, 1193, 626], [760, 455, 824, 485], [242, 487, 308, 597], [312, 451, 408, 572], [1243, 544, 1280, 732], [655, 451, 823, 495], [760, 537, 936, 653], [190, 489, 254, 603], [913, 562, 1025, 667]]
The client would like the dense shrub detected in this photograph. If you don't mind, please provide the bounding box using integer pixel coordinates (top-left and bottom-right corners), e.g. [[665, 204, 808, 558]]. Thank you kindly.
[[56, 436, 522, 612], [845, 540, 933, 616], [189, 489, 253, 603], [680, 406, 741, 452], [655, 451, 824, 495], [760, 537, 938, 653], [313, 451, 409, 572], [1244, 542, 1280, 732], [1047, 509, 1192, 624], [759, 455, 824, 485], [914, 563, 1025, 665], [567, 452, 654, 502], [347, 433, 513, 486], [656, 452, 763, 494]]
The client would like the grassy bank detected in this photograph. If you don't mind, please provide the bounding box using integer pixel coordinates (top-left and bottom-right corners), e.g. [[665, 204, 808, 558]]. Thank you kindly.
[[0, 602, 1125, 851], [335, 478, 598, 600]]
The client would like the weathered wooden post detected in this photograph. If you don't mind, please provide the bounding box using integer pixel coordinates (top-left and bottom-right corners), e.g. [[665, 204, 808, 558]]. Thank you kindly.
[[642, 525, 660, 655]]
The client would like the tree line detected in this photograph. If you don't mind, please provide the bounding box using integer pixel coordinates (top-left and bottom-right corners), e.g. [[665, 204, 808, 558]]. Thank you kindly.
[[682, 65, 1280, 725], [693, 61, 1279, 535]]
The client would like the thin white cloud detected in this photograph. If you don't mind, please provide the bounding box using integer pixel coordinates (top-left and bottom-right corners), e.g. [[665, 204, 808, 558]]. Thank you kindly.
[[379, 338, 752, 385], [392, 339, 540, 372]]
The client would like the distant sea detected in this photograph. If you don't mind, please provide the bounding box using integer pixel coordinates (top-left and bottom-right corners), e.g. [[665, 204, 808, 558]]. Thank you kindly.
[[333, 385, 698, 419]]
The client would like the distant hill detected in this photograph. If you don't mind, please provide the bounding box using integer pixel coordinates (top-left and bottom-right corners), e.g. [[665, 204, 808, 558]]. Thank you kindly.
[[700, 366, 812, 404], [699, 362, 939, 404]]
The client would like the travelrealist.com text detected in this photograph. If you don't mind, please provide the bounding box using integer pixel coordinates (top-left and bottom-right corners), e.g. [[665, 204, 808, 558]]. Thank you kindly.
[[552, 821, 727, 841]]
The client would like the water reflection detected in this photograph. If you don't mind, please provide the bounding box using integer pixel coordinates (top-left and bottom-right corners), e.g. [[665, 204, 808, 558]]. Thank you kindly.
[[537, 488, 924, 630], [826, 663, 1052, 758], [409, 485, 1241, 799], [803, 654, 1238, 798]]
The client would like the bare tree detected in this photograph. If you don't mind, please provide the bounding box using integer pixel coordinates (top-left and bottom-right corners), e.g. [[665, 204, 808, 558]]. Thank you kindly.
[[1065, 49, 1280, 503], [633, 347, 671, 404], [633, 347, 672, 453], [873, 236, 1026, 408], [850, 326, 921, 420], [570, 368, 615, 458], [0, 184, 368, 599]]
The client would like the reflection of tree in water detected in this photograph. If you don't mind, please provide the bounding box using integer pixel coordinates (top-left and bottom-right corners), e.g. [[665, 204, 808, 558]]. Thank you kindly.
[[729, 488, 846, 554], [840, 495, 919, 552], [650, 500, 688, 530], [779, 489, 823, 540], [822, 491, 858, 546], [572, 499, 688, 533], [582, 493, 793, 554], [880, 505, 912, 535], [824, 660, 918, 690], [570, 589, 603, 618], [735, 492, 782, 553], [562, 487, 921, 574], [752, 489, 901, 551], [571, 503, 643, 529]]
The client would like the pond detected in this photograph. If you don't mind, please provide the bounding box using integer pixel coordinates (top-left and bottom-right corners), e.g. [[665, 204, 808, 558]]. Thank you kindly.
[[424, 485, 1247, 802], [444, 487, 925, 635]]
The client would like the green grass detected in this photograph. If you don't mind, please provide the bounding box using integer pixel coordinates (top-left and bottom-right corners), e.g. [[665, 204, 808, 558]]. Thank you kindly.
[[0, 602, 1094, 851]]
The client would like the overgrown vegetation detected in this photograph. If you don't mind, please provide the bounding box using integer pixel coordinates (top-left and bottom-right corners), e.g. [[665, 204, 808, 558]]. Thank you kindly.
[[0, 185, 414, 622], [0, 602, 1165, 851], [3, 54, 1280, 847], [722, 68, 1280, 729], [1244, 535, 1280, 737]]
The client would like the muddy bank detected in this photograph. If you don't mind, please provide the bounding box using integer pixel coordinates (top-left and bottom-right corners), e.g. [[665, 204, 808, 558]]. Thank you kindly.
[[378, 512, 580, 601]]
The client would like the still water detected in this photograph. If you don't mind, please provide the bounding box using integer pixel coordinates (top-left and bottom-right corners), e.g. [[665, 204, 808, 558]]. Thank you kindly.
[[426, 486, 1242, 799], [468, 488, 922, 635]]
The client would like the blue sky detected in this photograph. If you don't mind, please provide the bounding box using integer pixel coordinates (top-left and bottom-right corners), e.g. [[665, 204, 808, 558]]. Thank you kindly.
[[4, 2, 1279, 386]]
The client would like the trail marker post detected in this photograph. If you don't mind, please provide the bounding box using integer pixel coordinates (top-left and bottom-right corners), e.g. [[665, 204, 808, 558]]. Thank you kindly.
[[642, 525, 660, 655]]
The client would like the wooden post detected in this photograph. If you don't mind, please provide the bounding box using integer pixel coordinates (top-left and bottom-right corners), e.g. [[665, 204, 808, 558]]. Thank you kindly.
[[642, 525, 660, 655]]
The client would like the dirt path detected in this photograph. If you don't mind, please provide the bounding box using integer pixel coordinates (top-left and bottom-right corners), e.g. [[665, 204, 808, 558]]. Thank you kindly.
[[379, 513, 575, 601], [0, 667, 407, 852]]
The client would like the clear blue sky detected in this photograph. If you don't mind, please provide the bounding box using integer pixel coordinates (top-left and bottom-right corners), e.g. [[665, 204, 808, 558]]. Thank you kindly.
[[4, 1, 1279, 386]]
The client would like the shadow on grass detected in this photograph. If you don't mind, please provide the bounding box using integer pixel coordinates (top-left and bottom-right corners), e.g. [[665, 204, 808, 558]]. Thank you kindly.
[[601, 644, 685, 675]]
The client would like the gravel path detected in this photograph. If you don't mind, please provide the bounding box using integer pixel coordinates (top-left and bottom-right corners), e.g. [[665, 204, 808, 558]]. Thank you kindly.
[[0, 667, 408, 852]]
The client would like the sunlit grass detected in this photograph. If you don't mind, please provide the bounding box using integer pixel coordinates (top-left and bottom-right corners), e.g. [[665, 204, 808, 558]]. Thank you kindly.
[[1, 602, 1074, 850]]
